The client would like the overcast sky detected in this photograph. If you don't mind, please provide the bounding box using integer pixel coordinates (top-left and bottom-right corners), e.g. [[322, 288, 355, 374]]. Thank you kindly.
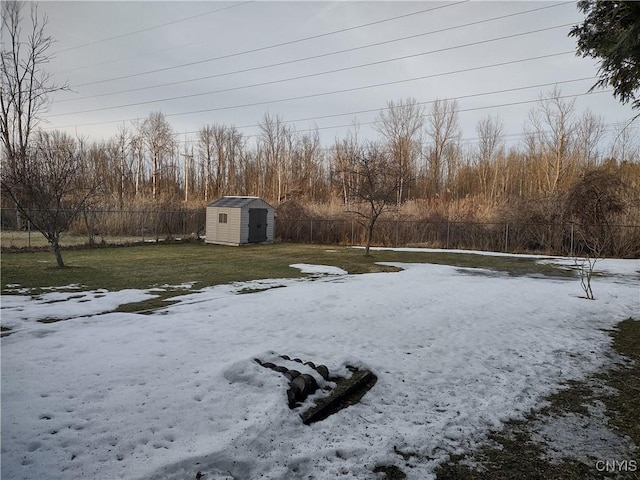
[[30, 1, 637, 149]]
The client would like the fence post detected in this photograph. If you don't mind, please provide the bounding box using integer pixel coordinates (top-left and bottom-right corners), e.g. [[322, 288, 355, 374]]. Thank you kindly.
[[446, 221, 450, 249], [310, 219, 313, 243], [396, 220, 399, 247], [504, 223, 509, 252], [351, 220, 354, 245], [570, 223, 574, 257], [27, 208, 31, 248]]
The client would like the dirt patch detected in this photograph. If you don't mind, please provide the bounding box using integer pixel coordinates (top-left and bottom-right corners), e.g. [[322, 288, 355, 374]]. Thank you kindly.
[[1, 325, 14, 337], [237, 285, 286, 295], [37, 317, 66, 324]]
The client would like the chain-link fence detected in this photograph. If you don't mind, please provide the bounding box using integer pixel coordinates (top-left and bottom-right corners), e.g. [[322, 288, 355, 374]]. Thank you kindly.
[[2, 208, 638, 257], [276, 218, 640, 257], [1, 208, 206, 247]]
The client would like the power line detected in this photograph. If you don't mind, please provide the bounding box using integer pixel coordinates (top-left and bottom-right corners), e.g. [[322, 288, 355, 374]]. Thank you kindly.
[[54, 2, 254, 54], [58, 2, 571, 103], [45, 51, 575, 128], [233, 89, 615, 140], [149, 53, 583, 119], [50, 25, 574, 118], [44, 77, 602, 133], [72, 2, 467, 88], [232, 78, 598, 132]]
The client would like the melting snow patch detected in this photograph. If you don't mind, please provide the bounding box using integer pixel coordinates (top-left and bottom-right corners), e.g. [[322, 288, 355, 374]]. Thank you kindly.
[[537, 257, 640, 283], [156, 281, 198, 290], [290, 263, 348, 275], [0, 289, 157, 330], [1, 260, 638, 479]]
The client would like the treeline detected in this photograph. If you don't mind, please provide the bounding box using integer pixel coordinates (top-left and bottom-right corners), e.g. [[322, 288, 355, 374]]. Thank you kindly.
[[3, 89, 640, 256], [28, 91, 640, 206]]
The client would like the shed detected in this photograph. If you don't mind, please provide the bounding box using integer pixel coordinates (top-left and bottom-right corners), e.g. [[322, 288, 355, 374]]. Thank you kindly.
[[205, 196, 275, 245]]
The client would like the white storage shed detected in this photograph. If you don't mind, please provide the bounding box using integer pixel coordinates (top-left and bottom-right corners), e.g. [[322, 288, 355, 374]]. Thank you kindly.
[[205, 196, 275, 245]]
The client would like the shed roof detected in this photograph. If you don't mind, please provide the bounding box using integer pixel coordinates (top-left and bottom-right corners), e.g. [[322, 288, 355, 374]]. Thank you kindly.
[[207, 196, 270, 208]]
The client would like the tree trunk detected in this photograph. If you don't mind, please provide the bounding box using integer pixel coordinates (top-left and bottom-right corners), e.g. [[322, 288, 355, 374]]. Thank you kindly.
[[152, 153, 158, 199], [83, 210, 95, 246], [365, 217, 375, 256], [51, 237, 65, 268]]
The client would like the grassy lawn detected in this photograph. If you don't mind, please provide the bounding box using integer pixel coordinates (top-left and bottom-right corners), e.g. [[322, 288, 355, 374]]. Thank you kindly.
[[0, 241, 573, 295], [0, 241, 574, 313]]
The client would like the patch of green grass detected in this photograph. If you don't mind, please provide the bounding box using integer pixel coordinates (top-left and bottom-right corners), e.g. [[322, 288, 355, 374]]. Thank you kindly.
[[600, 318, 640, 446], [0, 242, 572, 295], [434, 318, 640, 480], [435, 417, 606, 480], [114, 290, 192, 314], [539, 379, 596, 417]]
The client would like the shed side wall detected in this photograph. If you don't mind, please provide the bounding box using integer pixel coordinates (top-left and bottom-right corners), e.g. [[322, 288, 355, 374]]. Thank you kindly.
[[205, 207, 216, 243], [206, 207, 242, 245]]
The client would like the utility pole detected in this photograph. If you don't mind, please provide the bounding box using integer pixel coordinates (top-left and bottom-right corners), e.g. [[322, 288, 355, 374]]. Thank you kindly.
[[181, 143, 193, 203], [181, 132, 196, 203]]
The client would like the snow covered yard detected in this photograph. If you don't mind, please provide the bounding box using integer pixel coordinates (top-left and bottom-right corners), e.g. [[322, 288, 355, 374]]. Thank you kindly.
[[1, 252, 639, 480]]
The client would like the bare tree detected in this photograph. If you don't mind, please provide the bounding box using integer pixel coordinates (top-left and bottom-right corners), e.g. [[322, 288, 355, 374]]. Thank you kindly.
[[0, 1, 101, 267], [525, 87, 578, 194], [1, 1, 68, 163], [1, 131, 102, 266], [609, 121, 640, 164], [331, 122, 360, 206], [198, 125, 215, 201], [211, 124, 228, 198], [474, 114, 505, 202], [128, 121, 145, 198], [290, 128, 323, 200], [106, 123, 132, 208], [116, 124, 132, 206], [374, 98, 424, 205], [575, 110, 605, 169], [141, 111, 174, 199], [424, 98, 461, 198], [258, 114, 299, 203], [338, 142, 409, 255], [565, 167, 626, 299]]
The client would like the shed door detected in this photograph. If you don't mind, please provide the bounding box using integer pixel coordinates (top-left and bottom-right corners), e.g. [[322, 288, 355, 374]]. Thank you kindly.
[[248, 208, 268, 243]]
